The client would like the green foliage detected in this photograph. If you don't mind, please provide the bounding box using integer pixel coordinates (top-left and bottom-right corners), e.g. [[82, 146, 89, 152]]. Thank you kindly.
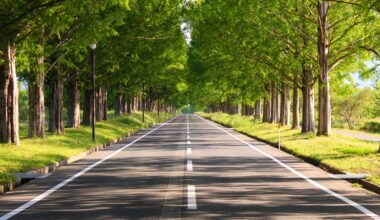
[[18, 85, 29, 122], [186, 0, 379, 119], [362, 121, 380, 133], [332, 87, 373, 129], [373, 82, 380, 116]]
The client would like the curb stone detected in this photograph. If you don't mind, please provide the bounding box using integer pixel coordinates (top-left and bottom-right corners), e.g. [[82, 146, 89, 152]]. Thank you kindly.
[[202, 115, 380, 195], [0, 119, 166, 194], [0, 133, 130, 194]]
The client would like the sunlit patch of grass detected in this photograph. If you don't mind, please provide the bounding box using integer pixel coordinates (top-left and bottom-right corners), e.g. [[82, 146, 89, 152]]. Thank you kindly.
[[198, 112, 380, 186], [0, 112, 173, 184]]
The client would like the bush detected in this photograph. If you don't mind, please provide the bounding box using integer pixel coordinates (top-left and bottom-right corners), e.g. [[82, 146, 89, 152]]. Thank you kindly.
[[362, 121, 380, 133]]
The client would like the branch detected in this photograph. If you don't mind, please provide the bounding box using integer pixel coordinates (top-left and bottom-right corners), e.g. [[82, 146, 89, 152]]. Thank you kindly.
[[45, 50, 69, 74], [360, 46, 380, 58], [329, 51, 356, 70], [0, 0, 66, 32]]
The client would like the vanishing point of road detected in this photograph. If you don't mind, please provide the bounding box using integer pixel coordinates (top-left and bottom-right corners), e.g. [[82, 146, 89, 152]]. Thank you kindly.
[[0, 114, 379, 219]]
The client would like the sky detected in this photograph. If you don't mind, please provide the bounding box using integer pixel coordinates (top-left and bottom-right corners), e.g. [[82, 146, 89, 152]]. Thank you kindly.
[[352, 72, 374, 89]]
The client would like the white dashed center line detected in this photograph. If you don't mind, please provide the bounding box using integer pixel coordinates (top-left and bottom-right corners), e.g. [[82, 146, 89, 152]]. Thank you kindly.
[[187, 185, 197, 210], [187, 160, 193, 172]]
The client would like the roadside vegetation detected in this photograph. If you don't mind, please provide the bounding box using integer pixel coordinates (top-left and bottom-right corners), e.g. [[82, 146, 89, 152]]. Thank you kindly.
[[199, 112, 380, 186], [0, 112, 173, 185]]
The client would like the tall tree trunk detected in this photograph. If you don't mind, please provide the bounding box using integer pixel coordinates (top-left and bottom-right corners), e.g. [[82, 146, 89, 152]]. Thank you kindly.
[[82, 90, 92, 126], [67, 72, 80, 128], [292, 79, 300, 129], [0, 57, 9, 143], [134, 95, 139, 111], [28, 28, 49, 138], [95, 86, 105, 121], [48, 76, 64, 134], [127, 95, 131, 114], [103, 87, 108, 121], [317, 1, 331, 136], [254, 100, 261, 121], [263, 97, 271, 123], [0, 42, 19, 144], [121, 95, 126, 114], [28, 70, 45, 137], [237, 103, 241, 115], [131, 95, 135, 112], [280, 84, 290, 126], [114, 93, 122, 116], [8, 43, 19, 143], [301, 67, 315, 133], [270, 85, 279, 123], [157, 96, 160, 118]]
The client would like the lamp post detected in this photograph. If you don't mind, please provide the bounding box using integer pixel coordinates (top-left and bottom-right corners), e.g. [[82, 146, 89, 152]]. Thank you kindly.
[[90, 43, 97, 143], [142, 82, 145, 123]]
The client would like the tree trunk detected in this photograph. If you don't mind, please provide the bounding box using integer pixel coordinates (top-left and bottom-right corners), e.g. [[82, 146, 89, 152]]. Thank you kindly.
[[263, 97, 271, 123], [131, 95, 135, 112], [103, 87, 108, 121], [317, 1, 331, 136], [114, 93, 122, 116], [270, 85, 279, 123], [301, 67, 315, 133], [121, 95, 126, 114], [237, 103, 241, 115], [8, 44, 19, 143], [48, 76, 64, 134], [127, 95, 131, 114], [292, 79, 300, 129], [95, 86, 105, 121], [0, 57, 9, 143], [0, 42, 19, 144], [254, 100, 261, 121], [280, 84, 290, 126], [82, 90, 92, 126], [28, 70, 45, 137], [67, 72, 80, 128]]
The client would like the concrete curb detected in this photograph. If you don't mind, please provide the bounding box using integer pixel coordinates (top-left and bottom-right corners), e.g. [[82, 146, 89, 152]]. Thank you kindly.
[[203, 116, 380, 195], [0, 120, 166, 195], [0, 133, 130, 194]]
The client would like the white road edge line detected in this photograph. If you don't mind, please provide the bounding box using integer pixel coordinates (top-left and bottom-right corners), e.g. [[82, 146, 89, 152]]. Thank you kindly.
[[187, 148, 192, 155], [187, 135, 190, 140], [187, 185, 197, 210], [187, 140, 191, 145], [195, 115, 380, 220], [187, 160, 193, 172], [0, 116, 179, 220]]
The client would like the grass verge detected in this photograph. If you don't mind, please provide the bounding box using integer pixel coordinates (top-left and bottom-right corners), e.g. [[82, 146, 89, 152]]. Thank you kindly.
[[198, 112, 380, 186], [0, 112, 173, 184]]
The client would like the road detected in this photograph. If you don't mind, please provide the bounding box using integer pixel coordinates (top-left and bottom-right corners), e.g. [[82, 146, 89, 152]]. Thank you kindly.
[[0, 114, 379, 219], [334, 130, 380, 142]]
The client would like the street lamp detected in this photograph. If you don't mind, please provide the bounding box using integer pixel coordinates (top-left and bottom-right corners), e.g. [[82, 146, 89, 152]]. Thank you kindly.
[[90, 43, 96, 143], [142, 82, 145, 123]]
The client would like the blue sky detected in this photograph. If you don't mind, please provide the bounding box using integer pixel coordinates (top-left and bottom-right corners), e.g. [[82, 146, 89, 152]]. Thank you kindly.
[[352, 72, 374, 89]]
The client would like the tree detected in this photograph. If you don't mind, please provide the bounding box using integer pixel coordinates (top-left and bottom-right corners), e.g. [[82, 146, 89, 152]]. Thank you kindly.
[[332, 87, 373, 129]]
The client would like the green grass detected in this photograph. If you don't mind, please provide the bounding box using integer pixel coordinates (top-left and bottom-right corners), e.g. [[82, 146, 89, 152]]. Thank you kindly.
[[0, 112, 173, 185], [198, 112, 380, 186]]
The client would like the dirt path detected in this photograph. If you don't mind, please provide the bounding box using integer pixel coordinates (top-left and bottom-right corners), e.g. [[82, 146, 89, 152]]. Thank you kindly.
[[334, 130, 380, 142]]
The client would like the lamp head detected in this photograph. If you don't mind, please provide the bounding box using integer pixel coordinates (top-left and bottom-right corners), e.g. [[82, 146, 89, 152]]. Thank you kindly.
[[90, 43, 97, 50]]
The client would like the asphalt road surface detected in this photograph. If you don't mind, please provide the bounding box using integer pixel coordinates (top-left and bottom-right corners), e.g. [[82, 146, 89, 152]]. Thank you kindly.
[[0, 114, 379, 220]]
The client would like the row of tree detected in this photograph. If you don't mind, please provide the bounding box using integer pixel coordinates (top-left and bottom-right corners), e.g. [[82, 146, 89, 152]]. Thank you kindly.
[[186, 0, 379, 136], [0, 0, 188, 144]]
